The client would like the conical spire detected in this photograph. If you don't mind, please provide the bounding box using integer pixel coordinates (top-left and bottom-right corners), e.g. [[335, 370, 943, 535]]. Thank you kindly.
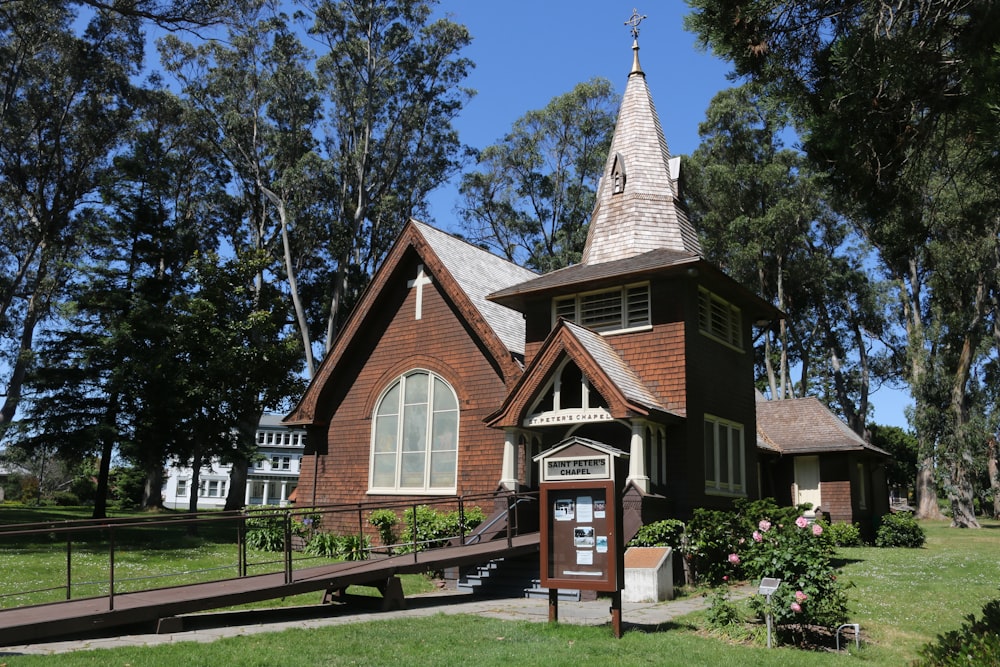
[[581, 18, 702, 265]]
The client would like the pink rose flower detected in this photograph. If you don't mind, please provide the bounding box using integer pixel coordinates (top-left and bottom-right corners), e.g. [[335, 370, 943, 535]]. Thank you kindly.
[[795, 590, 808, 603], [728, 553, 740, 565], [795, 516, 809, 529], [752, 530, 762, 542], [790, 602, 802, 613], [758, 520, 771, 532], [812, 523, 823, 536]]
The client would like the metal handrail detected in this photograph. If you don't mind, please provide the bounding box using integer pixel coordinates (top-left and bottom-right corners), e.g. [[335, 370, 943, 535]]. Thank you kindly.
[[0, 490, 540, 612]]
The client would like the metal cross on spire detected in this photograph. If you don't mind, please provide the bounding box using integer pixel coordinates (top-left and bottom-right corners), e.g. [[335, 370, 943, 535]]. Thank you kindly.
[[625, 8, 647, 39]]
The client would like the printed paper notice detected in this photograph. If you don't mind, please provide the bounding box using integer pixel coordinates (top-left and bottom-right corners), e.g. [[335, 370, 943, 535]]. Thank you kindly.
[[576, 550, 594, 565], [595, 536, 608, 553], [593, 499, 606, 519], [576, 496, 593, 523], [554, 498, 575, 521], [573, 526, 595, 548]]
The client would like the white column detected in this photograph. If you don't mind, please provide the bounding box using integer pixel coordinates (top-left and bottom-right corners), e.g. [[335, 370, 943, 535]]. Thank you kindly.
[[500, 429, 519, 489], [262, 481, 270, 506], [245, 482, 251, 506], [280, 480, 288, 506], [627, 420, 650, 492]]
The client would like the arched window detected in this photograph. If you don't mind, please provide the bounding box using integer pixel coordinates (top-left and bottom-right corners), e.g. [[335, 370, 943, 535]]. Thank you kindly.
[[370, 370, 458, 493]]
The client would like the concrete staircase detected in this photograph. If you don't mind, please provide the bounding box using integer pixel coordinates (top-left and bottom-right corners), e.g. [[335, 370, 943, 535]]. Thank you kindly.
[[456, 555, 581, 601]]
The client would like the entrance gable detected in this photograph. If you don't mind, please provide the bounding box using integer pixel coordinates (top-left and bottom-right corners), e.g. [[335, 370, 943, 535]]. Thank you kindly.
[[488, 320, 675, 429]]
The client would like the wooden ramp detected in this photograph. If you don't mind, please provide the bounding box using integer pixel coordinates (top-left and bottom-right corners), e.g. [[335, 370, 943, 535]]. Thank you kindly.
[[0, 533, 539, 645]]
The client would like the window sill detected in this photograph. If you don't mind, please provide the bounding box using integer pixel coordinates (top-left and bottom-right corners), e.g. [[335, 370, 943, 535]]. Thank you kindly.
[[366, 488, 457, 496]]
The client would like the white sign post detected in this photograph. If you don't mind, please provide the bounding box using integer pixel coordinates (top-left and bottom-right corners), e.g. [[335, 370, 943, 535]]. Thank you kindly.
[[758, 577, 781, 649]]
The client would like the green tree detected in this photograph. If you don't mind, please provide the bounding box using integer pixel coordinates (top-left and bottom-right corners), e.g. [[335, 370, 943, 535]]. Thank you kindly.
[[309, 0, 473, 342], [457, 78, 618, 271], [0, 3, 143, 429], [685, 84, 888, 433], [686, 0, 1000, 527]]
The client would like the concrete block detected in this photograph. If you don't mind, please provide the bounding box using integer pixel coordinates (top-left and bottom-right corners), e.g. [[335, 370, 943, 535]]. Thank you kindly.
[[622, 547, 673, 603]]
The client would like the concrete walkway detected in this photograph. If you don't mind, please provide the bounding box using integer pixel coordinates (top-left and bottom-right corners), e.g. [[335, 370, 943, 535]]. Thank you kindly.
[[0, 585, 754, 656]]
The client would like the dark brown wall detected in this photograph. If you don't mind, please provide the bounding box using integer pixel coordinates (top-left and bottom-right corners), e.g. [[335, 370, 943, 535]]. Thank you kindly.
[[297, 253, 511, 533]]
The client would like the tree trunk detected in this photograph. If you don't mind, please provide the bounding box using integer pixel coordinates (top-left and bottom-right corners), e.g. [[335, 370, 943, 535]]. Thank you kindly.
[[949, 457, 981, 528], [915, 456, 945, 520], [92, 437, 114, 520], [988, 439, 1000, 520]]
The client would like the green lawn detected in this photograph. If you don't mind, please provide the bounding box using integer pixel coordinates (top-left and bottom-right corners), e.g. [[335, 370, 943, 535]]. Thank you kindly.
[[0, 513, 996, 665]]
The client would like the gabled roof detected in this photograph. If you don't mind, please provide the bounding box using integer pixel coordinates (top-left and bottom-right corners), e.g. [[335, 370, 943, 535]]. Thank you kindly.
[[487, 319, 680, 428], [581, 38, 702, 264], [412, 220, 536, 356], [756, 396, 890, 457], [284, 220, 536, 426]]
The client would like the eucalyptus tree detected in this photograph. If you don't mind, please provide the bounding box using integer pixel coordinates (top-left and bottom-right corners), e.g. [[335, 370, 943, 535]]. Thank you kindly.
[[685, 0, 1000, 525], [457, 78, 618, 271], [0, 2, 144, 429], [685, 84, 889, 434], [307, 0, 473, 343]]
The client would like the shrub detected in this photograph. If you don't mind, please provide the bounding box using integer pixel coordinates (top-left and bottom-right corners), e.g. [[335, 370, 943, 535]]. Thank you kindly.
[[368, 509, 400, 552], [737, 514, 849, 630], [826, 521, 863, 547], [683, 499, 810, 585], [915, 597, 1000, 666], [340, 533, 371, 561], [51, 491, 80, 506], [875, 511, 926, 548], [398, 505, 486, 552], [304, 532, 343, 558], [706, 587, 744, 629], [244, 507, 286, 552], [628, 519, 685, 549]]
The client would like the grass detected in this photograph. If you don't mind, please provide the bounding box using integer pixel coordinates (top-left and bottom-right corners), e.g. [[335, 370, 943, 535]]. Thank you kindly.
[[0, 505, 436, 609], [0, 512, 997, 665]]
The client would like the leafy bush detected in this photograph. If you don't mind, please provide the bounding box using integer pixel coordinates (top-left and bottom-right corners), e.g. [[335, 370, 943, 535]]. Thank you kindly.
[[398, 505, 486, 552], [738, 514, 849, 629], [244, 508, 286, 552], [340, 533, 371, 561], [684, 498, 809, 585], [915, 597, 1000, 666], [628, 519, 685, 549], [368, 509, 400, 552], [51, 491, 80, 506], [875, 511, 926, 548], [706, 587, 744, 629], [826, 521, 863, 547], [304, 532, 343, 558]]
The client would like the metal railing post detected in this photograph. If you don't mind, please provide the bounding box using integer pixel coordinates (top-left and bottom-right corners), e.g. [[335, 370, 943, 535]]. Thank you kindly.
[[283, 511, 293, 584], [65, 534, 72, 600], [412, 502, 419, 563], [459, 496, 466, 545], [108, 526, 115, 610], [238, 514, 247, 577]]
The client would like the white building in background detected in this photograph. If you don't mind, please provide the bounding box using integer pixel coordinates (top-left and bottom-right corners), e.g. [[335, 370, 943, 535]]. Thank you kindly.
[[161, 414, 306, 510]]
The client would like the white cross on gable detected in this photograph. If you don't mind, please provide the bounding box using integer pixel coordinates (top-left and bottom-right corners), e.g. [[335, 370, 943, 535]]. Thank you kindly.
[[407, 263, 433, 320]]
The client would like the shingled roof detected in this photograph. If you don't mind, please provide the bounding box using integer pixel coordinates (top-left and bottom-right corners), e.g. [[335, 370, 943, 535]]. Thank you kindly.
[[756, 396, 889, 457], [411, 220, 536, 356], [580, 37, 702, 264]]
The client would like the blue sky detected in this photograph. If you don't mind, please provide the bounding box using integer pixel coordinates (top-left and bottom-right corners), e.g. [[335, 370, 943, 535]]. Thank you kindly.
[[424, 1, 913, 430]]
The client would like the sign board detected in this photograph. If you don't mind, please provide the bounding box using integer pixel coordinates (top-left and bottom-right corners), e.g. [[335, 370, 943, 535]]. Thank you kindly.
[[542, 455, 611, 481], [758, 577, 781, 596], [540, 479, 620, 591]]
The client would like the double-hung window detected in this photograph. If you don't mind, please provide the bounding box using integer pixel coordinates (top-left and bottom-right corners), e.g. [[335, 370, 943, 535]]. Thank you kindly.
[[370, 370, 458, 494], [704, 415, 745, 496]]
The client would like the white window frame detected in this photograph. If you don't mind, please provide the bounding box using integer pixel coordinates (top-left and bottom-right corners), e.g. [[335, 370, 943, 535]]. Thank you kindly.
[[369, 370, 459, 495], [698, 287, 743, 350], [552, 282, 651, 334], [704, 415, 746, 496]]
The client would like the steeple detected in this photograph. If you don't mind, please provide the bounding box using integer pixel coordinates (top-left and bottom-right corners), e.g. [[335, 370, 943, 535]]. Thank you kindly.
[[581, 13, 702, 265]]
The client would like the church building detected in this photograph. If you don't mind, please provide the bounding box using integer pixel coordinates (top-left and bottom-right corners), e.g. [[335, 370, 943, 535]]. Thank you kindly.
[[284, 28, 779, 536]]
